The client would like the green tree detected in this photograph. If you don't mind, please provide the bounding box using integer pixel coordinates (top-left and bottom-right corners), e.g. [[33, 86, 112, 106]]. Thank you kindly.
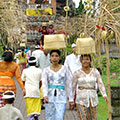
[[76, 0, 85, 15]]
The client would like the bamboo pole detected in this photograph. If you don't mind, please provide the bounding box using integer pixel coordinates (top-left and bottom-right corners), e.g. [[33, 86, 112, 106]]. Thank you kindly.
[[84, 11, 88, 36], [65, 0, 69, 37], [65, 0, 69, 57], [95, 2, 105, 69], [95, 0, 112, 119], [104, 0, 112, 119], [105, 39, 112, 120]]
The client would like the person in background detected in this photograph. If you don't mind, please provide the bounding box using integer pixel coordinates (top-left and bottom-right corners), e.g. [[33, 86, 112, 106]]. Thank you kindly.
[[22, 56, 42, 120], [47, 21, 55, 35], [37, 48, 51, 71], [37, 48, 51, 110], [18, 48, 27, 74], [0, 91, 24, 120], [0, 48, 25, 108], [24, 46, 31, 62], [41, 23, 48, 46], [32, 45, 43, 67], [64, 43, 82, 105], [24, 46, 31, 68], [72, 54, 108, 120], [14, 49, 21, 64], [42, 50, 74, 120], [64, 43, 82, 74]]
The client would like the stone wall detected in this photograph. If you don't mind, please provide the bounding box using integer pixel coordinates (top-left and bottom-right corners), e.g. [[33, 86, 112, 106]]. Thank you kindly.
[[111, 86, 120, 120]]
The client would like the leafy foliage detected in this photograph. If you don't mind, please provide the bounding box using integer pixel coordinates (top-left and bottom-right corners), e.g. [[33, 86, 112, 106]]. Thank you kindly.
[[93, 54, 120, 86], [76, 0, 85, 15]]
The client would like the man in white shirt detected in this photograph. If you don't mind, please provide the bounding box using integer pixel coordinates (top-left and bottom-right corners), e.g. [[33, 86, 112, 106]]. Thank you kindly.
[[64, 43, 82, 74], [32, 45, 43, 66], [0, 91, 24, 120], [21, 56, 42, 120], [37, 49, 51, 71], [64, 43, 81, 106], [37, 48, 51, 110]]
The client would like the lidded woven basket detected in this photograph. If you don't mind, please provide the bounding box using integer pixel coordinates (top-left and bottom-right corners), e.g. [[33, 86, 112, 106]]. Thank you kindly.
[[44, 34, 66, 50], [76, 37, 95, 54]]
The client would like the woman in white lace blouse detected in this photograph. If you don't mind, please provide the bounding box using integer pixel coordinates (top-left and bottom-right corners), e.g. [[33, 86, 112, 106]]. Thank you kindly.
[[42, 50, 74, 120], [72, 54, 108, 120]]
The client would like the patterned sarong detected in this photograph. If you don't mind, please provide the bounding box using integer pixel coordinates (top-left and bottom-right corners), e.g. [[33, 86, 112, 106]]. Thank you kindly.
[[20, 63, 26, 74], [45, 102, 66, 120], [76, 102, 98, 120]]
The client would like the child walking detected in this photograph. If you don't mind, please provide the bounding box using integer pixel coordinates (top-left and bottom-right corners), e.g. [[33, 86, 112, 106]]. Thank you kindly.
[[0, 91, 24, 120]]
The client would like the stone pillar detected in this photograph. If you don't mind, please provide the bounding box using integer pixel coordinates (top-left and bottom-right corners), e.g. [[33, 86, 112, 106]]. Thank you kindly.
[[51, 0, 56, 15], [111, 86, 120, 120]]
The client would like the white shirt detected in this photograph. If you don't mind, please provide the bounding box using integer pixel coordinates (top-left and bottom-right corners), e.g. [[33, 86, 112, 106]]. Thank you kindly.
[[73, 68, 107, 107], [64, 53, 81, 74], [0, 104, 24, 120], [37, 53, 51, 71], [21, 66, 42, 98], [32, 49, 43, 66]]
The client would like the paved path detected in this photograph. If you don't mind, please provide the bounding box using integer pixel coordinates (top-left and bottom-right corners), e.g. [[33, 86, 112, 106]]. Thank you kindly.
[[14, 79, 79, 120]]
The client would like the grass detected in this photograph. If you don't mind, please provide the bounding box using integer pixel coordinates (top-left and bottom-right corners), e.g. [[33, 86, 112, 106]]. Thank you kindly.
[[98, 96, 108, 120], [97, 73, 120, 120]]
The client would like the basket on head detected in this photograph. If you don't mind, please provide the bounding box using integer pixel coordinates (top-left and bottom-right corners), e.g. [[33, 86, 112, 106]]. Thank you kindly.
[[20, 42, 26, 48], [76, 37, 95, 54], [44, 34, 66, 50]]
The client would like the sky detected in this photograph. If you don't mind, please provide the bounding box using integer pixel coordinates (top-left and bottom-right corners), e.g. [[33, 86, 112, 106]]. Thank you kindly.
[[72, 0, 80, 8]]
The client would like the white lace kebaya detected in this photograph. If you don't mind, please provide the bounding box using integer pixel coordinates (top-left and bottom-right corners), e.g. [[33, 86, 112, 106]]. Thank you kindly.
[[72, 68, 107, 107], [42, 65, 73, 103]]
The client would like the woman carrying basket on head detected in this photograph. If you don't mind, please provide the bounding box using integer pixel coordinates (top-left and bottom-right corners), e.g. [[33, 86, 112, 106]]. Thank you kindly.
[[72, 54, 108, 120]]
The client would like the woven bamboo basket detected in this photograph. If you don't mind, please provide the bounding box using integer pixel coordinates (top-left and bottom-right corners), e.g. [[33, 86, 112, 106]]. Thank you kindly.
[[76, 37, 95, 54], [20, 43, 26, 47], [44, 34, 66, 50]]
